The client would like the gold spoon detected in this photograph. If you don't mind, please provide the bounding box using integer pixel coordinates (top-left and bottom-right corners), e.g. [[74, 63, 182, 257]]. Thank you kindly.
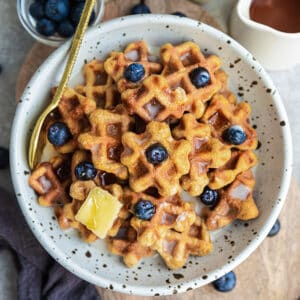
[[28, 0, 97, 170]]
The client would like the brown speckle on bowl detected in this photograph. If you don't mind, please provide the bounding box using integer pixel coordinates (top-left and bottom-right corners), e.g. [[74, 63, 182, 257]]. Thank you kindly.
[[280, 121, 286, 126], [173, 273, 184, 279]]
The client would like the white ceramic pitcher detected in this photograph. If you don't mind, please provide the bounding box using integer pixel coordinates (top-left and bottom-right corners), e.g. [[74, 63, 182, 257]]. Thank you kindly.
[[230, 0, 300, 70]]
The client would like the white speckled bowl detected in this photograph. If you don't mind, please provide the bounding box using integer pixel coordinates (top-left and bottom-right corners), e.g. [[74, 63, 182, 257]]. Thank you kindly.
[[10, 15, 292, 296]]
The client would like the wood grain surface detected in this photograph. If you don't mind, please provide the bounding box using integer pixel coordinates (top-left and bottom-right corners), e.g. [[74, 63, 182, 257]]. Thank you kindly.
[[16, 0, 300, 299]]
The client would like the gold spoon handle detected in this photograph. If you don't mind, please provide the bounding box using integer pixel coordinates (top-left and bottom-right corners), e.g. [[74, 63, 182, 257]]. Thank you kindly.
[[28, 0, 97, 169]]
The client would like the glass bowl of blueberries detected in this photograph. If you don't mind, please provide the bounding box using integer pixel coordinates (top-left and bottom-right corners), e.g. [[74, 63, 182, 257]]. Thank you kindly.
[[17, 0, 105, 47]]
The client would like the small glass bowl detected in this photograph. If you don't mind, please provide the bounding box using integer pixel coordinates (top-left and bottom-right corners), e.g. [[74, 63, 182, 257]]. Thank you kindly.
[[17, 0, 105, 47]]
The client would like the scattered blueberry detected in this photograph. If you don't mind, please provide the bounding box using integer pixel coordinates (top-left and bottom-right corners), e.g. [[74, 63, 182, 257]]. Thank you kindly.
[[145, 143, 168, 165], [124, 63, 145, 82], [224, 125, 247, 145], [47, 122, 72, 146], [189, 67, 211, 88], [74, 161, 97, 181], [70, 2, 96, 26], [200, 187, 219, 206], [134, 199, 155, 220], [172, 11, 186, 17], [268, 219, 280, 237], [212, 271, 236, 292], [0, 147, 9, 169], [45, 0, 70, 22], [36, 18, 56, 36], [29, 2, 45, 20], [130, 3, 151, 15], [57, 19, 75, 37]]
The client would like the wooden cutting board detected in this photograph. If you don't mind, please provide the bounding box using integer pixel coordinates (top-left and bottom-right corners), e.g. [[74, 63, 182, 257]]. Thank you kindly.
[[15, 0, 300, 299]]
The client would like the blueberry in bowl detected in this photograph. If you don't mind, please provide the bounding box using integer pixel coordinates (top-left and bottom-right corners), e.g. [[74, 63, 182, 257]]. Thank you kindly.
[[17, 0, 104, 47], [130, 2, 151, 15]]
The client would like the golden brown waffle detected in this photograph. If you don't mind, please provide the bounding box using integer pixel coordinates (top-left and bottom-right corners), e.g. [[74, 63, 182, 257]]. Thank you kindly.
[[76, 60, 121, 110], [78, 105, 132, 179], [173, 113, 231, 196], [104, 40, 162, 92], [204, 171, 259, 230], [43, 110, 78, 155], [208, 150, 258, 190], [153, 216, 213, 269], [55, 198, 98, 243], [121, 121, 191, 196], [202, 93, 258, 150], [121, 74, 188, 122], [160, 41, 222, 118], [56, 150, 125, 242], [29, 156, 71, 207], [107, 219, 153, 268], [127, 190, 196, 247], [57, 87, 95, 135]]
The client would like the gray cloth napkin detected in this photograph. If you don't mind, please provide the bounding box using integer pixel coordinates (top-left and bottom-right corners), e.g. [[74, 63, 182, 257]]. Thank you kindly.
[[0, 187, 100, 300]]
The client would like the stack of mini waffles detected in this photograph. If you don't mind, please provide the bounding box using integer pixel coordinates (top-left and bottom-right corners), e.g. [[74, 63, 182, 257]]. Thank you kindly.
[[29, 40, 258, 269]]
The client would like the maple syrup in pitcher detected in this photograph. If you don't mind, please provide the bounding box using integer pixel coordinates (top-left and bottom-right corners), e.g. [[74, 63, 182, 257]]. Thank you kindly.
[[250, 0, 300, 33]]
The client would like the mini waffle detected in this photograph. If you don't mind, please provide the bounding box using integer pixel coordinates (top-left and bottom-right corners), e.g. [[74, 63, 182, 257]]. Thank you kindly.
[[107, 219, 153, 268], [57, 87, 95, 135], [202, 93, 258, 150], [208, 150, 258, 190], [153, 216, 213, 269], [121, 121, 191, 196], [160, 41, 222, 118], [121, 74, 188, 122], [78, 105, 132, 179], [104, 40, 162, 92], [127, 190, 196, 247], [55, 198, 98, 243], [76, 60, 121, 110], [173, 113, 231, 196], [204, 170, 259, 230], [29, 156, 71, 207]]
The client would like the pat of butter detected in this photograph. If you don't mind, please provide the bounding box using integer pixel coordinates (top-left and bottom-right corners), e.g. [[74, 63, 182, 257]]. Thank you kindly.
[[75, 187, 122, 239]]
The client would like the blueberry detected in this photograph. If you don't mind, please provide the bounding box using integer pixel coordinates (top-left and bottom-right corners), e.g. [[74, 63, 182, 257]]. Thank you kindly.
[[145, 143, 168, 165], [74, 161, 97, 180], [224, 125, 247, 145], [212, 271, 236, 292], [57, 20, 75, 37], [268, 219, 280, 237], [45, 0, 69, 22], [189, 67, 211, 88], [70, 2, 96, 26], [36, 18, 56, 36], [130, 3, 151, 14], [200, 187, 218, 206], [47, 122, 72, 146], [134, 199, 155, 220], [0, 147, 9, 169], [172, 11, 187, 17], [124, 63, 145, 82], [29, 2, 45, 20]]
